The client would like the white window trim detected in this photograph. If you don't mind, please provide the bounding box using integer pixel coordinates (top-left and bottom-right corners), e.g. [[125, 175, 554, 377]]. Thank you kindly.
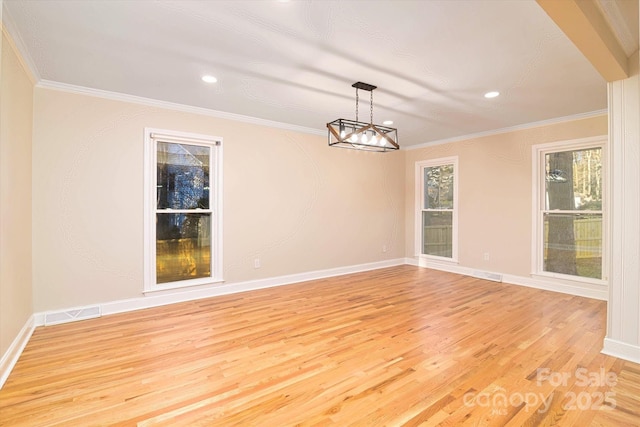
[[531, 135, 608, 286], [144, 128, 223, 293], [415, 156, 459, 263]]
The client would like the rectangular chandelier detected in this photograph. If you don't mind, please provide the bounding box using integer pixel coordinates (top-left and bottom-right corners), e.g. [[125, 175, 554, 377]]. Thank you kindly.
[[327, 82, 399, 152]]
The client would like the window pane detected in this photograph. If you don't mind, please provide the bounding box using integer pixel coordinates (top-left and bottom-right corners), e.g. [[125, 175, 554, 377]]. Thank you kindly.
[[545, 148, 601, 211], [543, 213, 601, 279], [424, 164, 454, 209], [157, 142, 210, 210], [422, 211, 453, 257], [156, 213, 211, 283]]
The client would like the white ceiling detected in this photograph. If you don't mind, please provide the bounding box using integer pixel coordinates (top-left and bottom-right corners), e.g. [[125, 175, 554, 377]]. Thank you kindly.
[[4, 0, 609, 147]]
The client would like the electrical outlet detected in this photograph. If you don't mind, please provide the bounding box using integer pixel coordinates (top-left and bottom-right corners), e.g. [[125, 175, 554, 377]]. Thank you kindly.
[[382, 244, 388, 253], [483, 252, 490, 261], [254, 258, 261, 268]]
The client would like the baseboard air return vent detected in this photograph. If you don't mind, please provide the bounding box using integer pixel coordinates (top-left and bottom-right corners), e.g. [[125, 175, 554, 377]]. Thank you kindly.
[[471, 270, 503, 283], [44, 305, 102, 326]]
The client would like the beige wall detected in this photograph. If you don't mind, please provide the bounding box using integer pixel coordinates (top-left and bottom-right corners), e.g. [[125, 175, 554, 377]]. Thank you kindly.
[[32, 88, 405, 312], [0, 31, 34, 356], [29, 85, 609, 313], [405, 115, 608, 277]]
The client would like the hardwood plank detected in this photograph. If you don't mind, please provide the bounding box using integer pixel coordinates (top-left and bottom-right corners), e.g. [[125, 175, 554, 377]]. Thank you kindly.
[[0, 266, 638, 425]]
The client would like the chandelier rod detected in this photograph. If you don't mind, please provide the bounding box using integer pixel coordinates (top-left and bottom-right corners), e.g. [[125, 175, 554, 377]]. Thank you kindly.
[[370, 90, 373, 125], [355, 87, 359, 123]]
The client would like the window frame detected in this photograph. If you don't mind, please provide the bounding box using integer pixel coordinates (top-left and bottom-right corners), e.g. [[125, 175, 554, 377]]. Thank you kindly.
[[144, 128, 223, 292], [531, 136, 607, 285], [415, 156, 459, 263]]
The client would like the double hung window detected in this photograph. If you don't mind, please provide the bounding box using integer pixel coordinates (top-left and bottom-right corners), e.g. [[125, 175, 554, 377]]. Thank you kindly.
[[145, 129, 222, 291], [533, 138, 605, 282], [416, 157, 458, 261]]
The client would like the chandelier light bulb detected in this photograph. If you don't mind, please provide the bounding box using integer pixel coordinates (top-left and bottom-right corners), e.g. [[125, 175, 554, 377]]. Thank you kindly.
[[361, 133, 368, 143]]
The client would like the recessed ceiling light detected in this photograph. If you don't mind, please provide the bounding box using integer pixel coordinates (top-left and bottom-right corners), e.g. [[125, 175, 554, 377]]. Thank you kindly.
[[383, 120, 394, 125], [202, 75, 218, 84], [484, 91, 500, 99]]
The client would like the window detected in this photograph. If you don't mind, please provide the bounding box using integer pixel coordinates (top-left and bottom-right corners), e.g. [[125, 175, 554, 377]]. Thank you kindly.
[[416, 157, 458, 261], [533, 138, 605, 282], [144, 129, 222, 291]]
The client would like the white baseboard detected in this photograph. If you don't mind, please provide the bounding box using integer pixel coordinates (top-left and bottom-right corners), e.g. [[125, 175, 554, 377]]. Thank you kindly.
[[602, 338, 640, 364], [0, 315, 36, 389], [408, 256, 608, 300], [503, 274, 607, 301], [36, 258, 407, 322]]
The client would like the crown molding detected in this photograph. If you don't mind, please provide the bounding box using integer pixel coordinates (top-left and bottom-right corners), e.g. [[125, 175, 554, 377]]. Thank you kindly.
[[36, 80, 326, 137], [1, 1, 40, 83], [404, 109, 608, 151]]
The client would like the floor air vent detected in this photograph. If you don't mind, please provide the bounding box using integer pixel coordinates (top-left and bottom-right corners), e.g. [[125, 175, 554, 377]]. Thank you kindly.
[[472, 270, 503, 282], [45, 306, 101, 326]]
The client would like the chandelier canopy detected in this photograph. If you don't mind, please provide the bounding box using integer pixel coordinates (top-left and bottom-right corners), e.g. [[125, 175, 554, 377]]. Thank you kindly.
[[327, 82, 399, 152]]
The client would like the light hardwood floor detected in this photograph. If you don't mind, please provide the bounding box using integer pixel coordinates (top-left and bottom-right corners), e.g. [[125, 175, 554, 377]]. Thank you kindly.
[[1, 266, 639, 426]]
